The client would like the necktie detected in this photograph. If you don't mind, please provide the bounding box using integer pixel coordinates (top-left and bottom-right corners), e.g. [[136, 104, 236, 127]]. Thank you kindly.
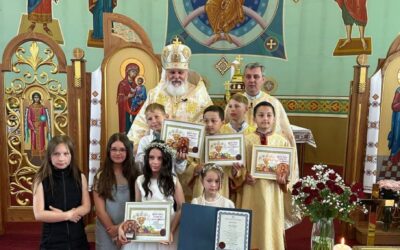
[[256, 131, 268, 145]]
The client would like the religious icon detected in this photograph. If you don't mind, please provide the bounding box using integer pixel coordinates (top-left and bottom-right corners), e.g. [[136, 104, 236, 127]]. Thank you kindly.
[[205, 0, 245, 43], [122, 220, 140, 240], [24, 92, 51, 158], [387, 86, 400, 167], [88, 0, 118, 47], [165, 131, 189, 154], [129, 75, 147, 125], [19, 0, 64, 44], [333, 0, 371, 55], [27, 0, 59, 35], [117, 61, 147, 134]]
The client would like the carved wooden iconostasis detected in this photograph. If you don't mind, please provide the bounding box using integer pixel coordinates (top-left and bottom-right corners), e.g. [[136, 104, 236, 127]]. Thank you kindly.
[[341, 36, 400, 245], [100, 13, 161, 146], [374, 38, 400, 181], [0, 33, 91, 234]]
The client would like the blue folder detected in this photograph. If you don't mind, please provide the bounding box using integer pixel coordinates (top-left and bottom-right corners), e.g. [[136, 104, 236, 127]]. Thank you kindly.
[[178, 203, 252, 250]]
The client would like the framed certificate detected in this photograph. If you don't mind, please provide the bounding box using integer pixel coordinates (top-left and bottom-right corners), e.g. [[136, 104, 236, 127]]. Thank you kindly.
[[250, 145, 295, 180], [161, 119, 205, 158], [178, 204, 252, 250], [124, 201, 172, 242], [204, 133, 245, 166], [215, 210, 251, 250]]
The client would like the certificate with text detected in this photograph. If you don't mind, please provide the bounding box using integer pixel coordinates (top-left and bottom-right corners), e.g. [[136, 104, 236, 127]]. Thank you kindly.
[[251, 145, 294, 180], [124, 202, 172, 242], [205, 133, 245, 166], [161, 119, 205, 158], [215, 210, 251, 250]]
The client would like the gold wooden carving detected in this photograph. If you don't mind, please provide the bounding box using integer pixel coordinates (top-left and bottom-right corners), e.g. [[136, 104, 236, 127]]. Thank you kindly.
[[5, 41, 68, 207]]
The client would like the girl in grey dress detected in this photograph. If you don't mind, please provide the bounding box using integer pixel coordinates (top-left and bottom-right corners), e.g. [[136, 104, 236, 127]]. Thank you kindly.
[[93, 133, 140, 250]]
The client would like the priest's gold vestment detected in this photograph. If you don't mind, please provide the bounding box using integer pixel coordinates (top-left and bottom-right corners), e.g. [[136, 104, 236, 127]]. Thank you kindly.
[[127, 79, 213, 148]]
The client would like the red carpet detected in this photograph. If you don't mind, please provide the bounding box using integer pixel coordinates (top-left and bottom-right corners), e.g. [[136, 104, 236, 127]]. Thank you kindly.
[[0, 219, 358, 249], [0, 222, 95, 250]]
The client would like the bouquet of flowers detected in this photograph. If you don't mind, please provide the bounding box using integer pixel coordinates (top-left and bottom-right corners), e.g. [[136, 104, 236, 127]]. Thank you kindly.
[[291, 164, 365, 250], [292, 164, 364, 222]]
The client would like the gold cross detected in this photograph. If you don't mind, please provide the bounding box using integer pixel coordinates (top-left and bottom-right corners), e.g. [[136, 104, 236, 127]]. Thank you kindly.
[[266, 39, 277, 50], [235, 55, 243, 64], [172, 36, 182, 45]]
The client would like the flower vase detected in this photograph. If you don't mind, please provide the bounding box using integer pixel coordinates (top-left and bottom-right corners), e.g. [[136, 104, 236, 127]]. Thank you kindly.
[[311, 218, 334, 250]]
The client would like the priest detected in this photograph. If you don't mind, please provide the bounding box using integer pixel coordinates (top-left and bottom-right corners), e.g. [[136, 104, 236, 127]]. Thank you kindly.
[[231, 62, 301, 228], [127, 38, 213, 148]]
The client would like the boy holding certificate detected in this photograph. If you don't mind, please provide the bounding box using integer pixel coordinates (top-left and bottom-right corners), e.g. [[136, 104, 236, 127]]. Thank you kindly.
[[190, 105, 239, 205], [238, 101, 298, 250], [189, 105, 225, 198], [135, 103, 187, 174]]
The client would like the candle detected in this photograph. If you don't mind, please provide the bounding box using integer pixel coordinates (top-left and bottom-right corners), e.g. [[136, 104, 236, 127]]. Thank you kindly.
[[333, 237, 351, 250]]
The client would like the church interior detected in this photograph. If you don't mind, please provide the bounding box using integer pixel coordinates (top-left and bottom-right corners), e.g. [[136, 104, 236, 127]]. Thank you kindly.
[[0, 0, 400, 249]]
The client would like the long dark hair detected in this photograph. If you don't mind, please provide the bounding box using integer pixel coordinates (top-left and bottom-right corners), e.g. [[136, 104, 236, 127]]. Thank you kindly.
[[142, 140, 175, 198], [33, 135, 81, 193], [94, 133, 139, 201]]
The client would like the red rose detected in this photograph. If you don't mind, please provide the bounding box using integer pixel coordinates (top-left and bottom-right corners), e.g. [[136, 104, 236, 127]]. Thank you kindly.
[[349, 194, 357, 202], [351, 183, 363, 192], [293, 181, 302, 189], [316, 182, 325, 190], [326, 180, 335, 191], [328, 173, 337, 180], [334, 186, 344, 195], [304, 195, 313, 205], [302, 186, 312, 193], [310, 189, 319, 198], [292, 189, 299, 196]]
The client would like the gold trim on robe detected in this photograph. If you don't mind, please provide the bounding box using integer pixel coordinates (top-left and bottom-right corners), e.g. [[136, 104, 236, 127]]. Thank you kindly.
[[127, 78, 213, 149]]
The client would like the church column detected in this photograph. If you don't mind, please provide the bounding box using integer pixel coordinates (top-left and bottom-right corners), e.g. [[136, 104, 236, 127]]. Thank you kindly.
[[343, 55, 370, 238], [68, 48, 90, 172]]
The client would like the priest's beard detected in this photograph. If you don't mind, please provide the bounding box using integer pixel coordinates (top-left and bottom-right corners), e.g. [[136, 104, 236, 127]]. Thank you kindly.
[[165, 80, 188, 97]]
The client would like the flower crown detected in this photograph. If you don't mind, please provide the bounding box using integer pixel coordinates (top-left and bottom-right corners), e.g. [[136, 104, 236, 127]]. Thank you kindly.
[[145, 141, 176, 159], [202, 163, 224, 175]]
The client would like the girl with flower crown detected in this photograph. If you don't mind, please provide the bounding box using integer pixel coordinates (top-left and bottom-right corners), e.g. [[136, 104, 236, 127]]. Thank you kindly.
[[191, 163, 234, 208], [119, 140, 185, 250]]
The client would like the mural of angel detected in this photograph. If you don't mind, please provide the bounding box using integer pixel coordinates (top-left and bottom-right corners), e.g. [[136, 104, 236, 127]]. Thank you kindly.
[[24, 92, 51, 157], [205, 0, 245, 43], [388, 86, 400, 166], [27, 0, 59, 36]]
